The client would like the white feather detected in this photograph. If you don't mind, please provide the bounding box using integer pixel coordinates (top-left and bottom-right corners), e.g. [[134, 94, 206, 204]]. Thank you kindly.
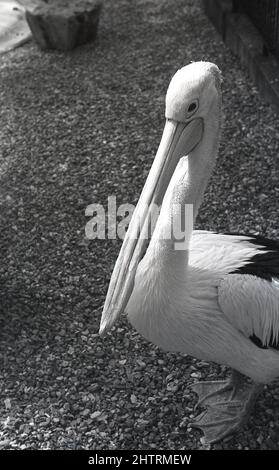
[[219, 274, 279, 347], [127, 232, 279, 383]]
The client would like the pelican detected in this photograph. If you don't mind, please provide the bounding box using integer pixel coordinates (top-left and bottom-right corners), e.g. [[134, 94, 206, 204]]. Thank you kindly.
[[99, 62, 279, 443]]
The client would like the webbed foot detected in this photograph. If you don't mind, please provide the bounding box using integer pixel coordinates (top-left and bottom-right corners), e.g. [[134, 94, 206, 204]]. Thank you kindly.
[[190, 379, 234, 407], [190, 399, 247, 444], [189, 371, 263, 444]]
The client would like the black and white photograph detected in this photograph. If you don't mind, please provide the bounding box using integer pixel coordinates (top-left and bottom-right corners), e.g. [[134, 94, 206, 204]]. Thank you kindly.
[[0, 0, 278, 459]]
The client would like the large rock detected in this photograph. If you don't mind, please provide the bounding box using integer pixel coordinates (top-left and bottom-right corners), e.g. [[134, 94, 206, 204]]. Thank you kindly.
[[24, 0, 102, 51], [0, 1, 32, 54]]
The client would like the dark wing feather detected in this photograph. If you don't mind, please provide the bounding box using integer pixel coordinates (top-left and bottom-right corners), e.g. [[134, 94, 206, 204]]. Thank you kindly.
[[249, 333, 279, 351], [225, 233, 279, 281], [221, 233, 279, 350]]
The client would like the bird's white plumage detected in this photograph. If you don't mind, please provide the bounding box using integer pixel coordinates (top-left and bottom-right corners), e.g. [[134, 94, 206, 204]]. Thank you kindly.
[[124, 62, 279, 385], [190, 231, 266, 272], [191, 232, 279, 349], [219, 273, 279, 347], [100, 61, 279, 444], [128, 231, 279, 384]]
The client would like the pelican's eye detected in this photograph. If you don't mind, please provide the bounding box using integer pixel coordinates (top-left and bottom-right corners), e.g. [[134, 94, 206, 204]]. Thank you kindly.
[[186, 99, 199, 117]]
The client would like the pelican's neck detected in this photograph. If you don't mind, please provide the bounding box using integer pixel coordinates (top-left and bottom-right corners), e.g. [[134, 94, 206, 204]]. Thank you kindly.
[[148, 98, 221, 268], [181, 105, 221, 221]]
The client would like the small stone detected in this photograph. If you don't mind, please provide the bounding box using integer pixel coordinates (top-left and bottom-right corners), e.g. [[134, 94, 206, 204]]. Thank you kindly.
[[266, 437, 278, 449], [4, 398, 11, 410], [90, 411, 102, 420], [0, 440, 10, 449], [190, 372, 200, 378], [136, 359, 146, 367], [130, 394, 137, 404], [269, 429, 279, 442], [166, 382, 179, 392]]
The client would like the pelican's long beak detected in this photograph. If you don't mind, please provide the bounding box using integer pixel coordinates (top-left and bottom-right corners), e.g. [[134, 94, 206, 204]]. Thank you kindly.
[[99, 117, 203, 335]]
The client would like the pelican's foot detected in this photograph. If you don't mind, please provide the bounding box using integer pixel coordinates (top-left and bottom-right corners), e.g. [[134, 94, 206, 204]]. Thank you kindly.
[[189, 370, 251, 407], [190, 380, 234, 407], [190, 399, 248, 444], [189, 375, 263, 444]]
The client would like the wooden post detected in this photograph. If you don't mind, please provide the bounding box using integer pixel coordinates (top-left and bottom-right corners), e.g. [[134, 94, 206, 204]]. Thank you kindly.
[[24, 0, 102, 51]]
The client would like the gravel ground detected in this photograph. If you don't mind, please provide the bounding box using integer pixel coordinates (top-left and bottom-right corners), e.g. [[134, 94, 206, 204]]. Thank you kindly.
[[0, 0, 278, 451]]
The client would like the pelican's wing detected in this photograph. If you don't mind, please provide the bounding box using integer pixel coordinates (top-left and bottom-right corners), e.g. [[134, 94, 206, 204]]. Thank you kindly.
[[191, 231, 279, 349], [190, 231, 279, 278], [190, 231, 271, 275], [218, 274, 279, 349]]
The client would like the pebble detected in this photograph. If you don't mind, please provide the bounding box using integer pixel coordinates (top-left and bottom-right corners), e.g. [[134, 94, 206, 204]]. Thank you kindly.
[[90, 411, 102, 420], [190, 372, 200, 379], [130, 394, 137, 404], [0, 440, 10, 449], [4, 398, 11, 410]]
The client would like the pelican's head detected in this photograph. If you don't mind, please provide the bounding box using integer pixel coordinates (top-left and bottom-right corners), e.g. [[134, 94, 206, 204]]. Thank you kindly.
[[100, 62, 222, 335], [166, 61, 221, 123]]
